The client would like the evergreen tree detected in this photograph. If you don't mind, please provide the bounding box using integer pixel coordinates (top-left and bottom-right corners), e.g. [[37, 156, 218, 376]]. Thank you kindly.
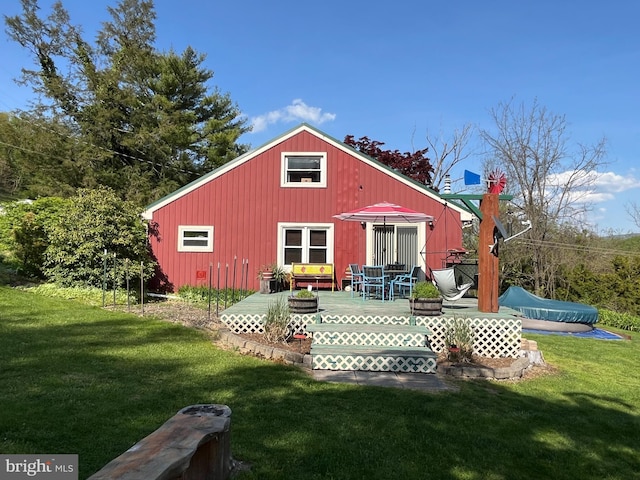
[[5, 0, 250, 205]]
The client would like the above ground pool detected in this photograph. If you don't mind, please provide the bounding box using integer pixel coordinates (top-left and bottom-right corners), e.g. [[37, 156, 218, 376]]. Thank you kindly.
[[499, 286, 598, 332]]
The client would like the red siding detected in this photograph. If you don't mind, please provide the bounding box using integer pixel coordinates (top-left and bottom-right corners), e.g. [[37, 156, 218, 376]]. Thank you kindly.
[[149, 129, 464, 292]]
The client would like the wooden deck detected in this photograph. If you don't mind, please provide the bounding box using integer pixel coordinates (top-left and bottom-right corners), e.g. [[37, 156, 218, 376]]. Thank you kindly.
[[220, 291, 523, 371], [221, 290, 520, 320]]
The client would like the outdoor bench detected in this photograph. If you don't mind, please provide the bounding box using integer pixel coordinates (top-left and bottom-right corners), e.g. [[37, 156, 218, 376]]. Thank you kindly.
[[290, 263, 335, 291]]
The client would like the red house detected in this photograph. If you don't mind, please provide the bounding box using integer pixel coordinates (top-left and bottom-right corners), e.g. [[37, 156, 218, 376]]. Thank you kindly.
[[142, 124, 472, 292]]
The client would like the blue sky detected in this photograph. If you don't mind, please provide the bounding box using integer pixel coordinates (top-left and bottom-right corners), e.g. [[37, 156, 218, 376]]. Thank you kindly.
[[1, 0, 638, 233]]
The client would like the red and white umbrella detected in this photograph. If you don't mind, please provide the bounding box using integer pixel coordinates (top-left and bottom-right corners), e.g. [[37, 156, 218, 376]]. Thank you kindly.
[[333, 202, 433, 224]]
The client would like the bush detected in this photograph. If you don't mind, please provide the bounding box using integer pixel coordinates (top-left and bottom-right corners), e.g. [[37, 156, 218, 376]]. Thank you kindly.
[[0, 197, 68, 277], [411, 281, 441, 299], [43, 187, 155, 288], [598, 309, 640, 332], [177, 285, 252, 306]]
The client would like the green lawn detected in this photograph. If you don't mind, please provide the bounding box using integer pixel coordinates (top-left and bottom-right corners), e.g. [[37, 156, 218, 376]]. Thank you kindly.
[[1, 286, 639, 480]]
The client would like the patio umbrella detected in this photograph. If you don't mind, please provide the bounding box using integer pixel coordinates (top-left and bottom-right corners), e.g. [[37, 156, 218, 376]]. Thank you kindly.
[[333, 202, 434, 265]]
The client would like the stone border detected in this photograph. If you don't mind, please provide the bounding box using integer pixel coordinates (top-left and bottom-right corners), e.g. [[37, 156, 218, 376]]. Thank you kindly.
[[439, 356, 531, 380], [217, 328, 312, 369]]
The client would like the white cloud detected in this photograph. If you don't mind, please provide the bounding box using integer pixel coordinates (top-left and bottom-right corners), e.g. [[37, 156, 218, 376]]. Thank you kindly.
[[250, 99, 336, 133], [589, 171, 639, 193], [546, 170, 640, 205]]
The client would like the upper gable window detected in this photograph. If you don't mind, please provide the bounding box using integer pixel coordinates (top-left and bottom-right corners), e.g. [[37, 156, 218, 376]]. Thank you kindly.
[[281, 152, 327, 188]]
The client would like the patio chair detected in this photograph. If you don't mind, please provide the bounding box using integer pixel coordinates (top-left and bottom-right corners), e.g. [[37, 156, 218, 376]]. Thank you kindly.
[[389, 265, 421, 300], [430, 267, 473, 305], [348, 263, 365, 297], [362, 265, 389, 301]]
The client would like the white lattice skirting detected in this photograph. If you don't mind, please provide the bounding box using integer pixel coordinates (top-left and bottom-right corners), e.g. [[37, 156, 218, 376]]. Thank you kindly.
[[311, 331, 427, 347], [420, 316, 522, 358], [311, 351, 437, 373], [221, 313, 522, 358]]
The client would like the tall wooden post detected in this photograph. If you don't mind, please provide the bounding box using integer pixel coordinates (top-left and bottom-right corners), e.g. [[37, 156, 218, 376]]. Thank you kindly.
[[478, 193, 500, 312]]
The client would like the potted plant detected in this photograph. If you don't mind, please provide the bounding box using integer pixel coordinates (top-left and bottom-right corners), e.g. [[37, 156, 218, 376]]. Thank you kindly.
[[258, 263, 287, 293], [444, 318, 474, 362], [271, 264, 287, 292], [288, 288, 319, 313], [257, 264, 273, 294], [409, 281, 443, 316]]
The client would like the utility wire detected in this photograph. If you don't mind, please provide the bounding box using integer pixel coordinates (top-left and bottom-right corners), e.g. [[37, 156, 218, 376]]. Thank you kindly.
[[517, 238, 639, 257]]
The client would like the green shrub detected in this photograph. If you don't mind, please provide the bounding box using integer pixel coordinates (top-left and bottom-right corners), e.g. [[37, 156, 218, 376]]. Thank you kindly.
[[294, 289, 315, 298], [177, 285, 252, 306], [43, 187, 154, 288], [411, 281, 441, 299], [598, 309, 640, 332], [0, 197, 68, 277], [177, 285, 212, 304]]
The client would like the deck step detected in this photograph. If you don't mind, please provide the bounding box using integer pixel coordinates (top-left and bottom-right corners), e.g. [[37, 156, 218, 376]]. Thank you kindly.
[[306, 323, 431, 335], [310, 345, 437, 373], [307, 323, 430, 348], [311, 345, 435, 355]]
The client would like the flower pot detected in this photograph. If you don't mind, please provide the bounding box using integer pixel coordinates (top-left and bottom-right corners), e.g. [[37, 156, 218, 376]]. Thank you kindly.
[[409, 298, 443, 316], [259, 271, 273, 294], [288, 296, 319, 313], [447, 346, 462, 362]]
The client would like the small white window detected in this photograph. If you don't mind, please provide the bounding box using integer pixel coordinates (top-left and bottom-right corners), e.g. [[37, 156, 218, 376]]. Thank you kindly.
[[178, 226, 214, 252], [281, 152, 327, 187]]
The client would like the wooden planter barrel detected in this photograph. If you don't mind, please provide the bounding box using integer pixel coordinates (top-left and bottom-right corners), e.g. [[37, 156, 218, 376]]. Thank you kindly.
[[288, 296, 319, 313], [409, 298, 443, 316]]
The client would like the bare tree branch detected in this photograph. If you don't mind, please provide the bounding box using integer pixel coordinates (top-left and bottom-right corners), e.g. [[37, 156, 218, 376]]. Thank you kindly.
[[426, 123, 475, 191], [626, 201, 640, 229], [481, 98, 608, 296]]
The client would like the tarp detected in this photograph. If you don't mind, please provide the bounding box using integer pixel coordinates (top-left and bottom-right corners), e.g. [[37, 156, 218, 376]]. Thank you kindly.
[[522, 328, 622, 340], [499, 286, 599, 325]]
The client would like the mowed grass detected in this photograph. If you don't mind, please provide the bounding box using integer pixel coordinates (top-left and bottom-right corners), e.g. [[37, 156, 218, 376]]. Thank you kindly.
[[1, 286, 639, 480]]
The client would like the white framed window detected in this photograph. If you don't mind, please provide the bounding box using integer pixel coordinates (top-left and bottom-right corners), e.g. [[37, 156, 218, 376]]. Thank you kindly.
[[178, 225, 214, 252], [277, 223, 334, 268], [281, 152, 327, 188]]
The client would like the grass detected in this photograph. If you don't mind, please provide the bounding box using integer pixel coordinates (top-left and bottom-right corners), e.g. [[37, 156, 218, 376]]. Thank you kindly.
[[1, 286, 639, 479]]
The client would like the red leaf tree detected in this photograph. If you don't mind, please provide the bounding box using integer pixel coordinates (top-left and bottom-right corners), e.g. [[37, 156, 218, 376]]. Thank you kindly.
[[344, 135, 436, 188]]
